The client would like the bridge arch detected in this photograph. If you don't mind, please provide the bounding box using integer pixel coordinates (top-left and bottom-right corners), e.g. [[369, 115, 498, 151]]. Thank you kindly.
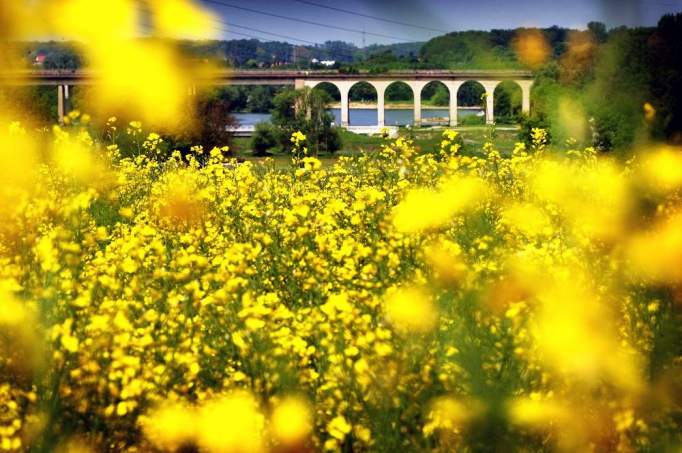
[[420, 81, 450, 126], [311, 81, 341, 102], [309, 82, 341, 126], [493, 80, 522, 124], [348, 81, 377, 126], [457, 80, 488, 125], [385, 81, 414, 126]]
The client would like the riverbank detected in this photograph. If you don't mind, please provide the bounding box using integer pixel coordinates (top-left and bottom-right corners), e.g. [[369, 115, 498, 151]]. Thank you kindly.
[[231, 126, 520, 164]]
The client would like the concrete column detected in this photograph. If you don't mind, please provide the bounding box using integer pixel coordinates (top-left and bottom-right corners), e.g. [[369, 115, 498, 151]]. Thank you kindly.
[[64, 85, 70, 115], [481, 81, 499, 125], [294, 78, 305, 90], [407, 81, 428, 127], [340, 86, 350, 127], [445, 81, 464, 126], [57, 85, 65, 124], [370, 81, 390, 128], [486, 93, 494, 124], [517, 80, 533, 115], [414, 93, 421, 127]]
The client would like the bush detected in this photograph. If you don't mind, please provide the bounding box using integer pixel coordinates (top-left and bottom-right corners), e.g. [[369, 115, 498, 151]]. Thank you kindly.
[[459, 114, 485, 126], [518, 113, 551, 147], [272, 88, 343, 154], [251, 122, 279, 156], [430, 84, 450, 106], [169, 89, 237, 157]]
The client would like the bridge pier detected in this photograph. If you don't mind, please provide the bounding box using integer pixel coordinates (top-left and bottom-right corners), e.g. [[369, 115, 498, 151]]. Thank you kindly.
[[445, 81, 464, 126], [407, 81, 428, 127], [518, 79, 532, 115], [369, 81, 390, 128], [57, 84, 72, 124], [480, 81, 499, 125], [57, 85, 65, 124], [336, 81, 353, 127]]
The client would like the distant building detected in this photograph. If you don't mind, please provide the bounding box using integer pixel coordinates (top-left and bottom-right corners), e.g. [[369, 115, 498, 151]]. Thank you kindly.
[[311, 58, 336, 67], [34, 53, 46, 66]]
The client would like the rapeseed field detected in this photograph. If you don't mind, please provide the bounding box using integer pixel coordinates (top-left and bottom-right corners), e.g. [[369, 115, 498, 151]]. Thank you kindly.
[[0, 116, 680, 452]]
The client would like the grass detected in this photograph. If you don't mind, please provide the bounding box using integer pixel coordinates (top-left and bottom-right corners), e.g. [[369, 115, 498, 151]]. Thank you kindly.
[[231, 126, 521, 164]]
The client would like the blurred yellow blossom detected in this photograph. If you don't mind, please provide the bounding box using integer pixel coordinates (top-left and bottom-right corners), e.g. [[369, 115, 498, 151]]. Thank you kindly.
[[270, 396, 312, 447], [197, 392, 265, 453], [384, 286, 438, 333]]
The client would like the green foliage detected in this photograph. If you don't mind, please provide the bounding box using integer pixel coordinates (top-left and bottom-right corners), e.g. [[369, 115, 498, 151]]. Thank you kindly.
[[19, 41, 81, 69], [420, 31, 519, 69], [494, 82, 522, 123], [429, 84, 450, 106], [518, 113, 551, 147], [421, 82, 449, 106], [338, 65, 360, 74], [349, 82, 376, 103], [588, 21, 608, 43], [251, 122, 279, 156], [386, 82, 413, 103], [271, 88, 342, 154], [648, 14, 682, 142], [458, 82, 485, 106], [215, 86, 283, 113], [169, 89, 236, 154], [313, 83, 341, 102], [459, 114, 485, 126]]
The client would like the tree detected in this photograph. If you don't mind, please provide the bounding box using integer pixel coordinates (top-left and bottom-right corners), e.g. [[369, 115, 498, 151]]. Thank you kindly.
[[430, 84, 450, 106], [271, 88, 341, 155], [458, 82, 485, 106], [174, 89, 237, 154], [251, 122, 279, 156], [587, 21, 608, 43], [247, 86, 276, 113], [386, 83, 413, 103], [649, 13, 682, 142]]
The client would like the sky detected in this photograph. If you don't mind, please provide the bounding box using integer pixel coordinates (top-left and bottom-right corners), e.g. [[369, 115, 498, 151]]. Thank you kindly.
[[199, 0, 682, 46]]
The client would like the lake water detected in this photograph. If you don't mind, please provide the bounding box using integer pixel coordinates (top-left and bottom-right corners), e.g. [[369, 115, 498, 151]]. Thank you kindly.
[[234, 108, 483, 127]]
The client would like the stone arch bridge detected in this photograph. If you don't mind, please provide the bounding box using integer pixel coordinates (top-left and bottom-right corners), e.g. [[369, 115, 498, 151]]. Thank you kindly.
[[1, 69, 533, 127]]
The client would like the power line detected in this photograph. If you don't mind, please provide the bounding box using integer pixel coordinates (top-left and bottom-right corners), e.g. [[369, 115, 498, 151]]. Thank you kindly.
[[219, 20, 318, 46], [206, 20, 359, 63], [224, 29, 270, 40], [218, 22, 357, 61], [291, 0, 449, 34], [218, 20, 358, 60], [201, 0, 413, 42]]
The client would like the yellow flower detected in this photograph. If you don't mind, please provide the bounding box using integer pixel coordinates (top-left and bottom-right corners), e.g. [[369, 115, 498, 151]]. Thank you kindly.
[[60, 335, 79, 353], [508, 396, 569, 427], [423, 397, 479, 435], [197, 392, 265, 453], [393, 176, 486, 233], [270, 397, 312, 446], [327, 415, 351, 441], [35, 233, 60, 273], [120, 257, 138, 274], [142, 402, 197, 450], [384, 286, 437, 333]]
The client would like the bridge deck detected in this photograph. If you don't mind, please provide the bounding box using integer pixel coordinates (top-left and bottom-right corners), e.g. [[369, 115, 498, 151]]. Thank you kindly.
[[0, 69, 533, 86]]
